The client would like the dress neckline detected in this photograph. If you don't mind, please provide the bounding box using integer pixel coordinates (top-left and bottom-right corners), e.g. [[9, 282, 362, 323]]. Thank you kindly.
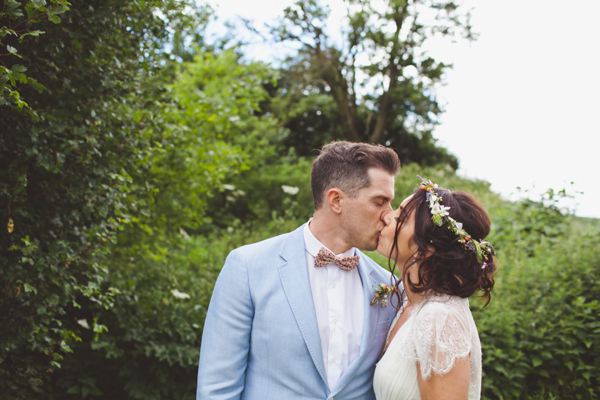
[[383, 299, 411, 353]]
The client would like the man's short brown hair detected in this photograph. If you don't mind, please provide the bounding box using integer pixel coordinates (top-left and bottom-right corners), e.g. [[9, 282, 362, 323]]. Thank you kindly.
[[311, 141, 400, 210]]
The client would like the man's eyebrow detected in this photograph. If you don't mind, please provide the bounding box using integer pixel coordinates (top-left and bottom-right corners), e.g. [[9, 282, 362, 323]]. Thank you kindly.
[[372, 194, 392, 201]]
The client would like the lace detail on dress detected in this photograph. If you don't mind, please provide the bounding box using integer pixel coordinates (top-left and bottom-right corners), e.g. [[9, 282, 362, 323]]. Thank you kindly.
[[400, 294, 476, 379], [375, 293, 482, 400]]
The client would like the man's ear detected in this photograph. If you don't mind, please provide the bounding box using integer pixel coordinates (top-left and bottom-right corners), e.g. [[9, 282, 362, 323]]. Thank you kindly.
[[326, 188, 343, 214]]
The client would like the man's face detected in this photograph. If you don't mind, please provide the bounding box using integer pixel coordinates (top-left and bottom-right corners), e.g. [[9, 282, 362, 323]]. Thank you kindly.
[[339, 168, 395, 251]]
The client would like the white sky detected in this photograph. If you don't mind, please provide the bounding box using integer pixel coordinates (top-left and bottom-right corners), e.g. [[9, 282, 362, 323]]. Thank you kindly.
[[207, 0, 600, 219]]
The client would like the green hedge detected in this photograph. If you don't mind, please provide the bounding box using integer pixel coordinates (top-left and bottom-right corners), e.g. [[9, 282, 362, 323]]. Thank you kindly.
[[474, 198, 600, 399], [49, 216, 303, 399]]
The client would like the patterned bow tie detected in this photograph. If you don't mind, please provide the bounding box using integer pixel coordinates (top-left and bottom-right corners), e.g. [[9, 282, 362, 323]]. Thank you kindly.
[[314, 248, 359, 271]]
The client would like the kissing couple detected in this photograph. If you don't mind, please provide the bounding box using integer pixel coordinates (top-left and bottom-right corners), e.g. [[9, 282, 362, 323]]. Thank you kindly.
[[197, 141, 496, 400]]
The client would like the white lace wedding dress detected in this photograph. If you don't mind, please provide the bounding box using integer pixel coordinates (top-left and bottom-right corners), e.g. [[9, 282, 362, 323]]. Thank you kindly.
[[373, 294, 482, 400]]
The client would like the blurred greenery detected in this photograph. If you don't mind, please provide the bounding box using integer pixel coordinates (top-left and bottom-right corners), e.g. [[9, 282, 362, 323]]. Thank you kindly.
[[1, 0, 598, 399]]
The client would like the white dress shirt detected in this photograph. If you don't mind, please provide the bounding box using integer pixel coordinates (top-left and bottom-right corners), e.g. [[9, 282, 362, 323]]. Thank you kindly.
[[304, 222, 365, 389]]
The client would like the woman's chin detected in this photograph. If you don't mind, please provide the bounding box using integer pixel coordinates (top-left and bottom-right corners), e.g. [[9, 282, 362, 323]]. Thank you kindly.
[[375, 242, 389, 258]]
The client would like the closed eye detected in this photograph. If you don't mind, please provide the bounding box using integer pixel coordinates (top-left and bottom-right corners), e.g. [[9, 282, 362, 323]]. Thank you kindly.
[[374, 196, 391, 207]]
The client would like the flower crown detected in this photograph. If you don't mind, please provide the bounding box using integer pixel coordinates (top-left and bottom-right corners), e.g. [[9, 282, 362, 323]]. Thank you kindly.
[[417, 176, 495, 266]]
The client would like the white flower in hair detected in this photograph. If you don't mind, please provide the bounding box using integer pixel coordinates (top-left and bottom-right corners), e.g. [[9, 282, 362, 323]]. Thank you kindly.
[[431, 203, 450, 217]]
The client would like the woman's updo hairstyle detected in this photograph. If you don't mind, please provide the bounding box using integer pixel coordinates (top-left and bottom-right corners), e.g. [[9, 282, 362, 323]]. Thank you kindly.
[[390, 186, 497, 307]]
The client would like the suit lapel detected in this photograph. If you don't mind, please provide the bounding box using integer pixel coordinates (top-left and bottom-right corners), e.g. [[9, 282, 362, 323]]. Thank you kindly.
[[330, 254, 382, 393], [277, 225, 328, 386], [357, 255, 383, 358]]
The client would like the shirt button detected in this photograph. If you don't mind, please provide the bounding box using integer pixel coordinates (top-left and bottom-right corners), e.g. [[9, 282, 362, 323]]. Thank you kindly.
[[331, 318, 338, 324], [330, 283, 336, 288], [332, 357, 337, 363]]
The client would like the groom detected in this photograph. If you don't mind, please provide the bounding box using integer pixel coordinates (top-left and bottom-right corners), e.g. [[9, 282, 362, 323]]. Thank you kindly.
[[197, 141, 400, 399]]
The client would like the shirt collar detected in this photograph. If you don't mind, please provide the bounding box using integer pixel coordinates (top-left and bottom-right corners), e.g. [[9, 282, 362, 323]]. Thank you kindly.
[[303, 219, 357, 258]]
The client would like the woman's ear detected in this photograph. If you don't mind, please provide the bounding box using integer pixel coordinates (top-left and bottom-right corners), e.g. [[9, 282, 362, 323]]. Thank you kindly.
[[326, 188, 343, 214], [417, 245, 435, 260]]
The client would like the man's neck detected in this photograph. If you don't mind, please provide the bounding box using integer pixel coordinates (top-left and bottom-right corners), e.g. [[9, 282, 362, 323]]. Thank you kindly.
[[309, 213, 352, 255]]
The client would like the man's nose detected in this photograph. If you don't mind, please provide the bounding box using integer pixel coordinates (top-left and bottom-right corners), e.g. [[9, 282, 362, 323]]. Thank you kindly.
[[381, 209, 392, 224], [382, 203, 393, 216]]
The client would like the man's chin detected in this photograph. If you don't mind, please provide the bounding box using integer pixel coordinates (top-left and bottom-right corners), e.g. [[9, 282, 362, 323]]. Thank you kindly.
[[357, 239, 378, 252]]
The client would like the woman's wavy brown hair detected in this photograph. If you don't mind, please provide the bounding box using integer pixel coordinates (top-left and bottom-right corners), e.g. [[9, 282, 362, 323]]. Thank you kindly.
[[388, 186, 497, 308]]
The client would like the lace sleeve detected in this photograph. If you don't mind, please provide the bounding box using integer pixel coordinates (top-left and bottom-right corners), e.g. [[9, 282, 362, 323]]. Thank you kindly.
[[409, 298, 473, 380]]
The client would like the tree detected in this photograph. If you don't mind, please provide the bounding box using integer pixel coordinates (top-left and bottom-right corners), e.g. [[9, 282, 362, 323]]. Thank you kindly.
[[268, 0, 472, 166], [0, 1, 210, 397]]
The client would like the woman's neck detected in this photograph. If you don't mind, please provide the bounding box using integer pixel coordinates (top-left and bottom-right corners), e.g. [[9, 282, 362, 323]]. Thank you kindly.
[[402, 260, 426, 306]]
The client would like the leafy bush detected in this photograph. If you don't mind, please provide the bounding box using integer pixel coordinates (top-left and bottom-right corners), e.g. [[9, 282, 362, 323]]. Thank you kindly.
[[0, 0, 210, 397], [202, 155, 315, 232], [474, 191, 600, 399], [40, 45, 297, 399], [49, 216, 304, 399]]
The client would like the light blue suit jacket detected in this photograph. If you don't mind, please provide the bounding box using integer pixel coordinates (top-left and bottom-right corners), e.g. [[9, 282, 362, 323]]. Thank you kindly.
[[197, 224, 397, 399]]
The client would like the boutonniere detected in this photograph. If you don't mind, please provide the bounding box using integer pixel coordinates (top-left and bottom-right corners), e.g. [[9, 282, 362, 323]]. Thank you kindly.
[[370, 283, 396, 308]]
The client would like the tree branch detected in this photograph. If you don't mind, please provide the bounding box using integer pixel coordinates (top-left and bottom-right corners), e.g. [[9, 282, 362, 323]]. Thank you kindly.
[[370, 2, 408, 144]]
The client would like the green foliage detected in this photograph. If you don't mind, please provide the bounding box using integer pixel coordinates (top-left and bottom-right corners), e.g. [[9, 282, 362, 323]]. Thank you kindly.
[[474, 190, 600, 399], [49, 49, 289, 399], [0, 0, 211, 397], [52, 217, 303, 399], [140, 49, 284, 233], [0, 0, 69, 116], [203, 155, 315, 231]]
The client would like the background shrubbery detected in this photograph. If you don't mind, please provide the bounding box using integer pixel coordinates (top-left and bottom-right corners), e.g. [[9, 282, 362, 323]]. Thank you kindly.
[[2, 0, 599, 399], [476, 192, 600, 399]]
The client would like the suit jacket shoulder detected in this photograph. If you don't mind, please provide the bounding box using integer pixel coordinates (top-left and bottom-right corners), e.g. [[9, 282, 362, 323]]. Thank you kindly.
[[227, 224, 304, 268]]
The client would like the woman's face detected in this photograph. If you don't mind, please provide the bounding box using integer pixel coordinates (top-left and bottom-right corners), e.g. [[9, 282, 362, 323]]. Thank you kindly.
[[377, 194, 418, 268]]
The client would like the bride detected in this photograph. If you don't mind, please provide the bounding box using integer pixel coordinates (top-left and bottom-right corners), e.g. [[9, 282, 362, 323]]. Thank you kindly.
[[373, 177, 497, 400]]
